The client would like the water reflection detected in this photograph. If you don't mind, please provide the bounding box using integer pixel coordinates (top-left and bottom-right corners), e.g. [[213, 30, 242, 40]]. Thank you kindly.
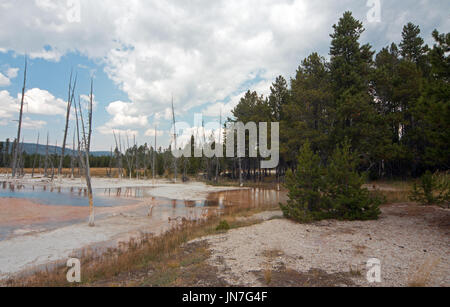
[[0, 182, 287, 210], [0, 183, 287, 242], [205, 188, 287, 210]]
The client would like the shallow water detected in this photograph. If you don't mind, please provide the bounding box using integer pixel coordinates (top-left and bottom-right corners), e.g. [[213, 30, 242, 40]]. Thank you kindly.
[[1, 182, 287, 209], [99, 186, 288, 209], [0, 182, 287, 242], [0, 182, 135, 207]]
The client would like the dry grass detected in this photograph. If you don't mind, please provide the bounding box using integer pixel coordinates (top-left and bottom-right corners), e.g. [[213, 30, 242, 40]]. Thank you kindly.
[[369, 180, 413, 190], [261, 248, 283, 286], [408, 256, 441, 287], [379, 190, 412, 204], [263, 268, 272, 285], [364, 180, 414, 204], [349, 264, 362, 277], [353, 244, 367, 256]]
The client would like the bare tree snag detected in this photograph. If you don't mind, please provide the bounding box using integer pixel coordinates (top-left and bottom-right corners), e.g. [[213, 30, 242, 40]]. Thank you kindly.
[[171, 96, 177, 183], [31, 133, 40, 178], [71, 130, 76, 179], [113, 130, 123, 179], [59, 72, 76, 180], [215, 109, 222, 183], [44, 132, 49, 177], [75, 81, 95, 227], [153, 125, 157, 183], [12, 58, 27, 178]]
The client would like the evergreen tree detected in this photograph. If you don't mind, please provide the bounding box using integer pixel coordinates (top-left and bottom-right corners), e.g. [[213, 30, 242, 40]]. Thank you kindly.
[[281, 140, 381, 223], [399, 23, 428, 65], [280, 141, 326, 222], [413, 30, 450, 170], [287, 52, 333, 160], [268, 76, 289, 122], [329, 11, 390, 174], [325, 140, 381, 220]]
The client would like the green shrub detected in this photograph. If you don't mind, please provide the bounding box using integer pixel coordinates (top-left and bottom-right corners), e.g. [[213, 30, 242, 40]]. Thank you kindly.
[[216, 220, 230, 231], [280, 140, 381, 223], [410, 171, 449, 207]]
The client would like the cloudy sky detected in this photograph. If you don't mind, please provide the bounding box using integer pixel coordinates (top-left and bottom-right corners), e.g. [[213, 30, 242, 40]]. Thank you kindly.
[[0, 0, 448, 150]]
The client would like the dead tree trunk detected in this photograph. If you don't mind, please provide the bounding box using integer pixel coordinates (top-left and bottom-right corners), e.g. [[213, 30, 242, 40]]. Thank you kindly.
[[153, 125, 157, 182], [51, 139, 57, 181], [108, 147, 113, 178], [125, 134, 133, 179], [201, 119, 209, 180], [113, 130, 123, 179], [44, 133, 49, 177], [12, 58, 27, 178], [17, 138, 24, 177], [75, 81, 95, 227], [238, 157, 243, 186], [59, 72, 76, 180], [134, 135, 138, 179], [71, 130, 76, 179], [171, 97, 177, 182], [215, 110, 222, 183], [143, 144, 147, 180], [31, 133, 40, 178]]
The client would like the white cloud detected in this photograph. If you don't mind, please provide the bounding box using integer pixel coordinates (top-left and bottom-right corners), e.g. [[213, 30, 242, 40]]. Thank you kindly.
[[0, 89, 63, 132], [0, 67, 18, 87], [0, 0, 337, 116], [22, 117, 46, 129], [22, 88, 67, 115], [97, 126, 139, 138], [79, 94, 98, 111], [145, 128, 164, 137], [97, 100, 148, 138], [203, 79, 272, 118], [6, 67, 18, 79], [0, 73, 10, 86], [0, 90, 17, 118], [104, 100, 148, 127], [0, 88, 67, 131]]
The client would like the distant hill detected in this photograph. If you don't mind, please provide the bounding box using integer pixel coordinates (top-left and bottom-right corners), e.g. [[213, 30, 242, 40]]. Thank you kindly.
[[0, 142, 110, 157]]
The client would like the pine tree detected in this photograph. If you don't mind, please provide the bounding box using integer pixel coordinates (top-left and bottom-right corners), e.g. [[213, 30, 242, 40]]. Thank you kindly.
[[329, 11, 389, 174], [325, 140, 381, 221], [288, 52, 333, 159], [413, 30, 450, 170], [399, 23, 428, 65], [280, 141, 326, 222], [281, 140, 381, 223], [268, 76, 289, 122]]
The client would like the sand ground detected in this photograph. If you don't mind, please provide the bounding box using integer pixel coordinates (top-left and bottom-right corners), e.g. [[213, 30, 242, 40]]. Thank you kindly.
[[194, 204, 449, 287]]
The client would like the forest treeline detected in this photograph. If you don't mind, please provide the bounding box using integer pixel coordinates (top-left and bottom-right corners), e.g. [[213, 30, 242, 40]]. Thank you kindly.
[[232, 12, 449, 180], [1, 12, 448, 182]]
